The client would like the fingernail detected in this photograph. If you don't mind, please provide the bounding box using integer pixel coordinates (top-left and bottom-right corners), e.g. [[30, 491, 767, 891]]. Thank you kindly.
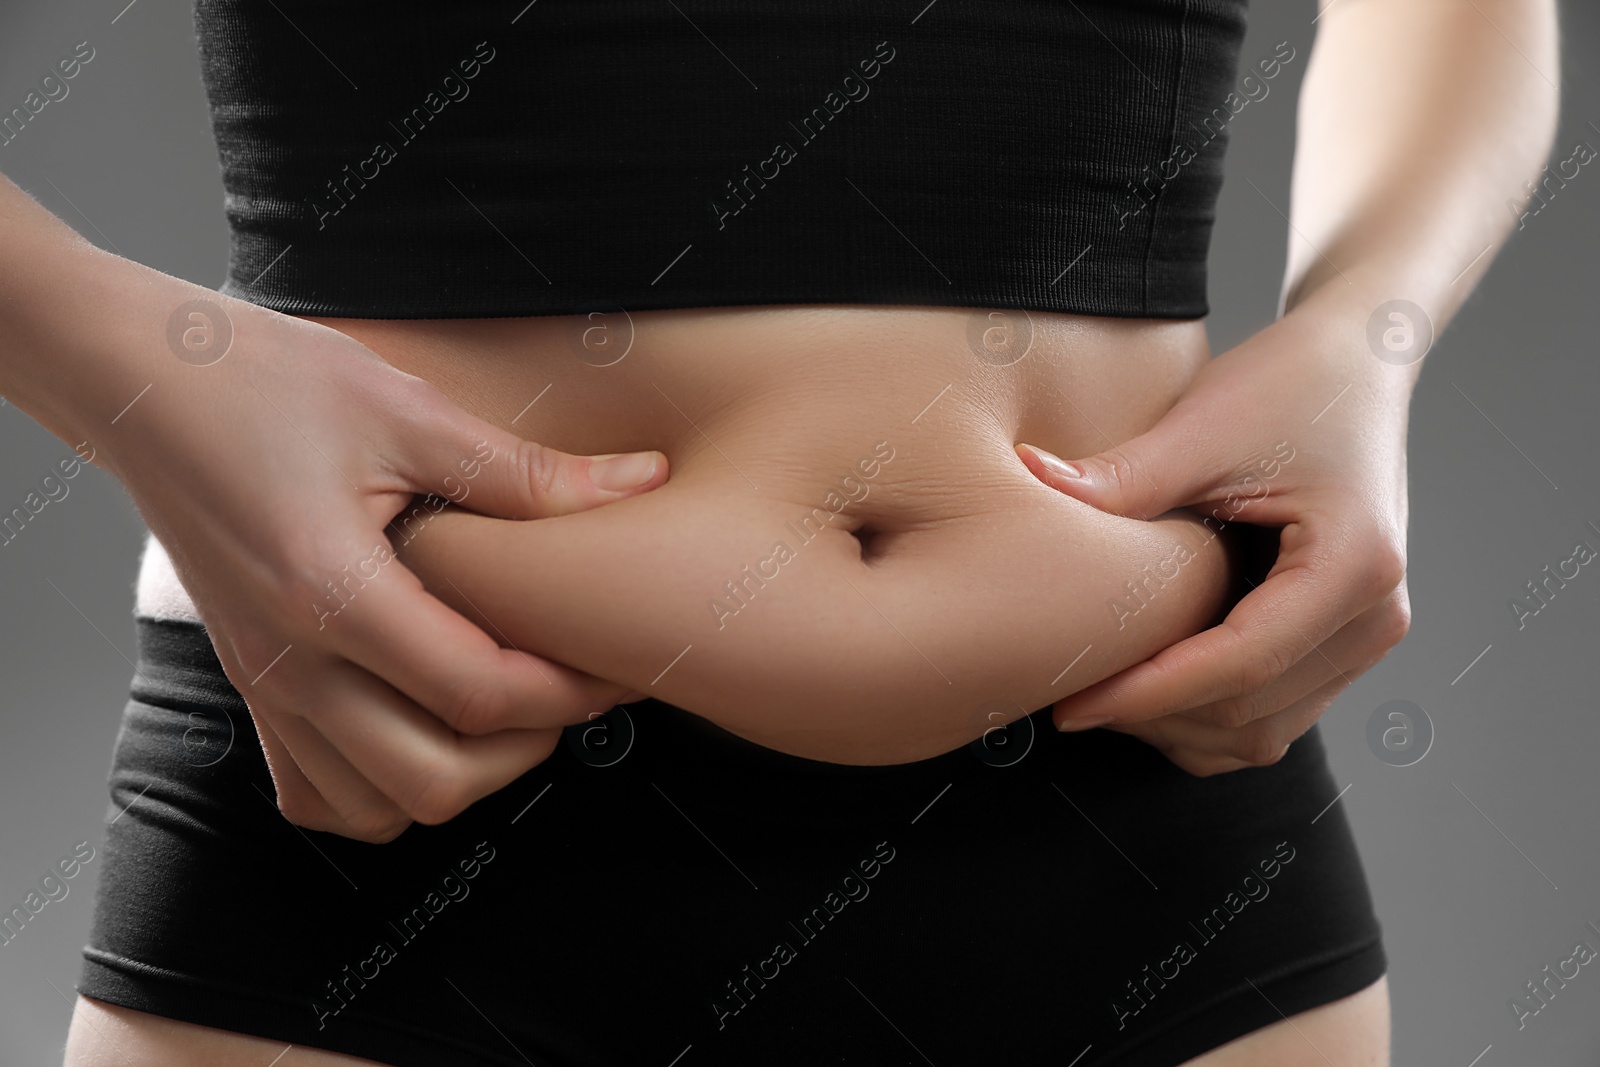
[[1027, 445, 1083, 481], [1058, 715, 1111, 733], [590, 451, 660, 491]]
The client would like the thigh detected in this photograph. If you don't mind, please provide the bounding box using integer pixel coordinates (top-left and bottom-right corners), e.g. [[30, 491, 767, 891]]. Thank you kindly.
[[1183, 977, 1390, 1067], [65, 996, 390, 1067]]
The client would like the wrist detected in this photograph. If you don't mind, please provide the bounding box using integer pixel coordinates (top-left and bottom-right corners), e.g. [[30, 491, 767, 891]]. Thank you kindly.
[[1276, 273, 1429, 401], [0, 238, 217, 462]]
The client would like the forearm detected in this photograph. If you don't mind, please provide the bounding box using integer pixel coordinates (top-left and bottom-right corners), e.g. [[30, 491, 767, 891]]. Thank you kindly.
[[0, 170, 201, 458], [1282, 0, 1560, 363]]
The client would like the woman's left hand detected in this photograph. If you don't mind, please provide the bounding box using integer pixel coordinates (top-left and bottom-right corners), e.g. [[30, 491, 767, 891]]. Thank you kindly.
[[1017, 301, 1415, 776]]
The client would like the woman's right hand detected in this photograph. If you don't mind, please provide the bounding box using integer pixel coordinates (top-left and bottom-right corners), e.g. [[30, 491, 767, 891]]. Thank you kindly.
[[4, 232, 666, 843]]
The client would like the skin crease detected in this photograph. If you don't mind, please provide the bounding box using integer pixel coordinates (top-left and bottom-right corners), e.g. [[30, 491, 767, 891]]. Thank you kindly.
[[52, 0, 1567, 1055]]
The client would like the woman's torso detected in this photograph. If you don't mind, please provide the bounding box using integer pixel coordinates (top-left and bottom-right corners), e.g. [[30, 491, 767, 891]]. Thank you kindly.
[[107, 306, 1395, 1067]]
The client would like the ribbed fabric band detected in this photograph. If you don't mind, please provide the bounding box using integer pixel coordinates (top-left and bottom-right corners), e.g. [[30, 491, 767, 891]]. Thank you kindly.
[[194, 0, 1252, 320]]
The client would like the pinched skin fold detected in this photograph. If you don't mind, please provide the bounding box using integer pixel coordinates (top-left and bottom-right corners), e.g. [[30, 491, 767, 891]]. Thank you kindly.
[[338, 305, 1239, 764]]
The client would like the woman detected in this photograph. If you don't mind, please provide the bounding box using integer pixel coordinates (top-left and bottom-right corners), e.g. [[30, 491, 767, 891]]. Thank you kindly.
[[0, 0, 1556, 1063]]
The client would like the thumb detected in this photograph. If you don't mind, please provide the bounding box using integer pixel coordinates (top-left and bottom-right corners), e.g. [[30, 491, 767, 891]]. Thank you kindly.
[[1015, 426, 1204, 520], [399, 412, 668, 520]]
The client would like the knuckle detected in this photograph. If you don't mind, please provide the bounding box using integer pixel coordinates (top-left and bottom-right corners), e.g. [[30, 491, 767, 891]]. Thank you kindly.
[[1208, 695, 1263, 730], [1097, 452, 1138, 498], [342, 804, 413, 844], [393, 373, 455, 427], [1236, 732, 1289, 767], [523, 727, 564, 768], [1254, 745, 1291, 768], [1175, 751, 1234, 778], [512, 438, 562, 501], [442, 676, 508, 735], [244, 663, 311, 718], [1382, 593, 1413, 647], [1365, 535, 1408, 592], [223, 624, 297, 687], [394, 379, 495, 487], [273, 785, 324, 829], [1234, 650, 1285, 697], [399, 763, 471, 826]]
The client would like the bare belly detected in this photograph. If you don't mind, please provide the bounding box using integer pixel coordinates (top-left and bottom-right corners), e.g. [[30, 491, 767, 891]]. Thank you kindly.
[[140, 304, 1237, 762], [307, 304, 1210, 471]]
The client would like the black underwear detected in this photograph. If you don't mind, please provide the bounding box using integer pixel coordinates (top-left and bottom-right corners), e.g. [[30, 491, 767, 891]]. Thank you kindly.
[[78, 615, 1384, 1066]]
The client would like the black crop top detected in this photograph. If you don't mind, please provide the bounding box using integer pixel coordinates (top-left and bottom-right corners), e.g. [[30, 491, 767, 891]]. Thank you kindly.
[[194, 0, 1254, 321]]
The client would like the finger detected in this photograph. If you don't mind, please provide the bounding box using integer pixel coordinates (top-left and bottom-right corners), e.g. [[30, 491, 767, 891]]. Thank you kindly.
[[390, 389, 667, 519], [246, 703, 322, 816], [317, 554, 630, 734], [1107, 674, 1353, 777], [268, 709, 416, 843], [304, 657, 562, 826], [245, 703, 404, 841], [1054, 530, 1371, 727], [1014, 409, 1219, 520], [1172, 595, 1401, 729]]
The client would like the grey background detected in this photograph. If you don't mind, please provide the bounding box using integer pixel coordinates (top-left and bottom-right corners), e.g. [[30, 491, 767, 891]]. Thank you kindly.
[[0, 0, 1596, 1063]]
